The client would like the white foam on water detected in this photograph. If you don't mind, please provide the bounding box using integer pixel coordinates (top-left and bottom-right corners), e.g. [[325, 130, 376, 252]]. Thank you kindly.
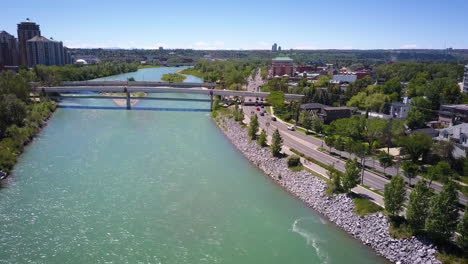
[[292, 218, 329, 264]]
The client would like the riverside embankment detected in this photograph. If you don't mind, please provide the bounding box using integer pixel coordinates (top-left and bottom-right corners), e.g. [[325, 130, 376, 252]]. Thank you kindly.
[[215, 115, 441, 264]]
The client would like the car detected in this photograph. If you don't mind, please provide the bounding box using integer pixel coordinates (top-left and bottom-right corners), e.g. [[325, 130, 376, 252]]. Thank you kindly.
[[256, 107, 260, 111], [271, 117, 277, 121], [287, 125, 296, 131], [260, 112, 265, 116], [248, 98, 252, 102], [261, 105, 265, 108]]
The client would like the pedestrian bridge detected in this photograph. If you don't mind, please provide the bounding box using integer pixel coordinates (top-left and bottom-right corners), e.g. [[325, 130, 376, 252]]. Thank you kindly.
[[33, 81, 304, 110]]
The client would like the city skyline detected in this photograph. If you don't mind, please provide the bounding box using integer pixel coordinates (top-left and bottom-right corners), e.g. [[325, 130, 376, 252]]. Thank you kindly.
[[1, 0, 468, 50]]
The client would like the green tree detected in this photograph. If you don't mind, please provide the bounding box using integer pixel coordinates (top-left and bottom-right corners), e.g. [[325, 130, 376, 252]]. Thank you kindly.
[[287, 155, 301, 167], [384, 174, 406, 217], [377, 152, 394, 174], [0, 94, 27, 136], [425, 181, 459, 243], [248, 114, 259, 140], [427, 161, 453, 184], [406, 180, 433, 232], [266, 91, 285, 108], [299, 110, 313, 130], [257, 129, 267, 147], [271, 129, 283, 157], [401, 160, 419, 186], [406, 109, 427, 130], [326, 166, 343, 194], [398, 132, 432, 163], [456, 212, 468, 253], [342, 158, 360, 193], [311, 115, 324, 134]]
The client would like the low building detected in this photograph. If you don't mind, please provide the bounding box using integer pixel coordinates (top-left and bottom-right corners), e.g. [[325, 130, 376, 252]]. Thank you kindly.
[[301, 103, 354, 124], [271, 57, 294, 77], [330, 74, 357, 84], [438, 104, 468, 126], [389, 102, 411, 120], [436, 123, 468, 158]]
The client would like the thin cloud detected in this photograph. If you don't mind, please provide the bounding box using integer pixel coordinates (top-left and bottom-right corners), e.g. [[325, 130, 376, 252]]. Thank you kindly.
[[400, 44, 417, 49]]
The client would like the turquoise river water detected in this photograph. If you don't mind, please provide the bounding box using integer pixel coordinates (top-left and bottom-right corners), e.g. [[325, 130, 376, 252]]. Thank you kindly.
[[0, 67, 387, 263]]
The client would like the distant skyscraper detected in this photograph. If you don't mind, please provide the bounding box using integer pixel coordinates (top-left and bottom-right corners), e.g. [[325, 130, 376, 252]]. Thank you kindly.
[[159, 46, 163, 51], [26, 36, 71, 66], [17, 19, 41, 66], [272, 43, 277, 51], [278, 46, 282, 51], [464, 65, 468, 94], [0, 31, 19, 66]]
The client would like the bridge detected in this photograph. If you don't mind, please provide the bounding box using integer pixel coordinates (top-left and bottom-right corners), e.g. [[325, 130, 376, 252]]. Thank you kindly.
[[33, 81, 304, 110]]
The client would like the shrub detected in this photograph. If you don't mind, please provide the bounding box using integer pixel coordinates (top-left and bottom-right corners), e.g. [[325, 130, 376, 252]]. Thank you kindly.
[[287, 155, 301, 167]]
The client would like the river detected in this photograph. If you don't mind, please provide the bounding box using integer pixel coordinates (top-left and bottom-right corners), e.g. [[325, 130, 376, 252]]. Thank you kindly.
[[0, 67, 387, 263]]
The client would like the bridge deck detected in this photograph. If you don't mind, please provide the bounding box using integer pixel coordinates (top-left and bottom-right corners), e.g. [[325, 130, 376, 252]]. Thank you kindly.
[[35, 86, 304, 100]]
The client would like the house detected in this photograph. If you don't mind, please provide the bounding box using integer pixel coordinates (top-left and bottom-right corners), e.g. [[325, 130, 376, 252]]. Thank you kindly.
[[438, 104, 468, 126], [436, 123, 468, 158], [389, 102, 411, 120], [330, 74, 357, 84], [301, 103, 354, 124]]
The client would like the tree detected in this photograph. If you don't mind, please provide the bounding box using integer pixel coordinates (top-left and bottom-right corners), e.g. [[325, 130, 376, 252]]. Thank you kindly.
[[266, 91, 285, 108], [427, 161, 453, 185], [257, 129, 267, 147], [406, 109, 427, 130], [326, 166, 343, 194], [299, 111, 313, 130], [425, 181, 459, 243], [350, 141, 368, 184], [248, 114, 259, 140], [398, 132, 432, 163], [233, 104, 244, 122], [401, 160, 419, 186], [456, 212, 468, 253], [0, 94, 27, 136], [324, 135, 335, 152], [432, 140, 455, 164], [377, 152, 394, 174], [384, 174, 406, 217], [311, 115, 324, 134], [406, 180, 433, 232], [342, 158, 360, 193], [271, 129, 283, 157]]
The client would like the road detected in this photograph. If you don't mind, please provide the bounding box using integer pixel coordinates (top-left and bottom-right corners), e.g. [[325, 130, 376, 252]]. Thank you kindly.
[[242, 72, 467, 206]]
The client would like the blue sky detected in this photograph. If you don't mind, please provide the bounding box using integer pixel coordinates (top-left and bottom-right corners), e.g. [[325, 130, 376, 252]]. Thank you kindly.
[[1, 0, 467, 50]]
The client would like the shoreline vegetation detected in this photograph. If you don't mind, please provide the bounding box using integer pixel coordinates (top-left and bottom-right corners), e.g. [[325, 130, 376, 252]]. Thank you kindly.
[[101, 92, 146, 107], [161, 73, 186, 82], [0, 62, 141, 179], [212, 109, 443, 264]]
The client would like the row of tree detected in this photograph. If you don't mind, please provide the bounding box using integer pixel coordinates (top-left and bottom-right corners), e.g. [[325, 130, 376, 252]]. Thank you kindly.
[[384, 177, 467, 252]]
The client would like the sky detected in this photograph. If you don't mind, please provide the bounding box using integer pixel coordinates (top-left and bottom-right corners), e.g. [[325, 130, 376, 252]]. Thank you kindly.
[[1, 0, 467, 50]]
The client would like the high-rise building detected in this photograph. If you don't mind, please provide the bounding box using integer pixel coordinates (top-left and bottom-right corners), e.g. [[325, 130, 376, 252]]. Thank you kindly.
[[272, 43, 277, 51], [0, 31, 19, 66], [464, 65, 468, 94], [26, 36, 71, 66], [278, 46, 282, 51], [17, 19, 41, 66]]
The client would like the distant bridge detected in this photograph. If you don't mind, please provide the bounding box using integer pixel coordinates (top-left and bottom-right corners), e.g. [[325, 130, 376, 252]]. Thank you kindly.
[[33, 81, 304, 110]]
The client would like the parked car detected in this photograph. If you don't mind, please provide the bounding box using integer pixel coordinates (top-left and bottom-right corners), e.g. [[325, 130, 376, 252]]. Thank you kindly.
[[271, 117, 277, 121], [287, 125, 296, 131], [256, 107, 260, 111], [261, 105, 265, 108], [260, 112, 265, 116]]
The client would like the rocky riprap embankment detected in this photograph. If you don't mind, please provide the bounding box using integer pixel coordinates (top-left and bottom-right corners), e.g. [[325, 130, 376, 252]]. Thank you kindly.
[[216, 116, 440, 264]]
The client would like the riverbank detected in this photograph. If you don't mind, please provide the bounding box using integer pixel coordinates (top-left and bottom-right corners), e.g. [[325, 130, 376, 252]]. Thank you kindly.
[[214, 115, 441, 264], [0, 99, 57, 176], [161, 73, 186, 82]]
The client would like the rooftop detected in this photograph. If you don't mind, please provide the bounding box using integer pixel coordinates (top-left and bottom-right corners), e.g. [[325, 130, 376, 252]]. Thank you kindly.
[[272, 57, 293, 62]]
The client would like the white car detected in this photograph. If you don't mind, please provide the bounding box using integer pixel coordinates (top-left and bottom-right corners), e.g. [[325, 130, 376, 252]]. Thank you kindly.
[[287, 125, 296, 131]]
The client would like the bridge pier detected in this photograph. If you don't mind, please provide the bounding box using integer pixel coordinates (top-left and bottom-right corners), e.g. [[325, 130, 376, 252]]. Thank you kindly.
[[126, 91, 131, 110], [210, 90, 214, 112]]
